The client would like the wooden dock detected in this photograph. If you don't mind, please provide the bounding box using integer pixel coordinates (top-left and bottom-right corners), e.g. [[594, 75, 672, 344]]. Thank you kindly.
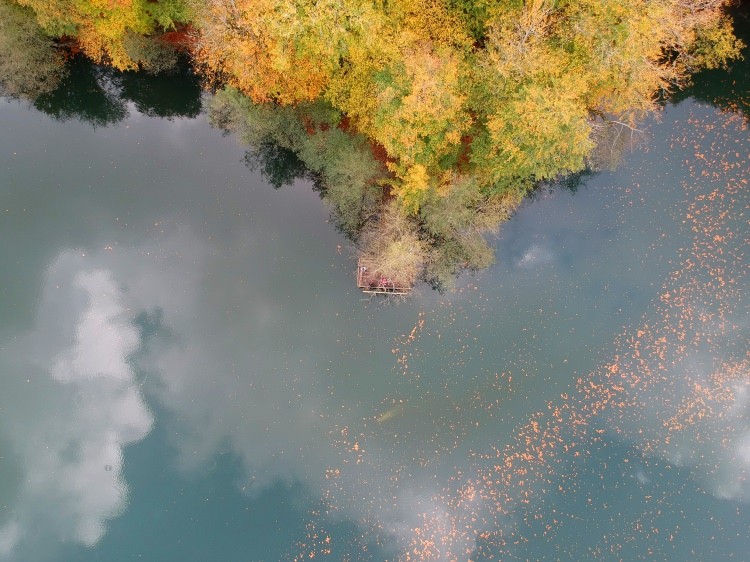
[[356, 258, 412, 295]]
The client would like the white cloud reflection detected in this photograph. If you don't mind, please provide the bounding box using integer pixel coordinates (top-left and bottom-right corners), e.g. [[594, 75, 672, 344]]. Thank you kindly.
[[0, 252, 152, 558], [515, 243, 556, 269], [5, 225, 745, 561], [606, 354, 750, 502], [109, 225, 463, 557]]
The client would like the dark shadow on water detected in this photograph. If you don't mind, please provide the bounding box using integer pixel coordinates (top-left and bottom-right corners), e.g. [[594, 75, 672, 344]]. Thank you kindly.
[[670, 4, 750, 119], [528, 168, 598, 202], [32, 55, 202, 127], [114, 56, 202, 120], [243, 142, 312, 189], [33, 57, 128, 127]]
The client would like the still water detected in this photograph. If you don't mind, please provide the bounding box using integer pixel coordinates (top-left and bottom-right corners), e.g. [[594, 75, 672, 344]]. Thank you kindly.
[[0, 52, 748, 560]]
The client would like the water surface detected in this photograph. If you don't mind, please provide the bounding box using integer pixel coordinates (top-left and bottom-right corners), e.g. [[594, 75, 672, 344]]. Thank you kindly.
[[0, 55, 748, 561]]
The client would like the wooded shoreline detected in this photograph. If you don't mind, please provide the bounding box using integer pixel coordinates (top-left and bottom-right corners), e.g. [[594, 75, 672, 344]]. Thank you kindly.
[[1, 0, 745, 289]]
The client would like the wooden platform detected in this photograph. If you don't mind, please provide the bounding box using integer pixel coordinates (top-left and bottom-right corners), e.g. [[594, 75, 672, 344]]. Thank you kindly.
[[356, 258, 412, 295]]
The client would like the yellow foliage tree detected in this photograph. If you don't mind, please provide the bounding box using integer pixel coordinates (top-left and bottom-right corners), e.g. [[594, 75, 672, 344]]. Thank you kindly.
[[17, 0, 740, 213], [193, 0, 350, 104], [181, 0, 745, 215], [16, 0, 189, 70]]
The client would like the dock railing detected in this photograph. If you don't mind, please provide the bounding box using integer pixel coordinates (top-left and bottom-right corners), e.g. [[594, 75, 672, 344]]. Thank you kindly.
[[356, 258, 412, 295]]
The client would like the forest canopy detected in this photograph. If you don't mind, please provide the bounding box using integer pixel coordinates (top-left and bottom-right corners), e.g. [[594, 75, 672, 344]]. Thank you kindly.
[[3, 0, 744, 288], [191, 0, 743, 207]]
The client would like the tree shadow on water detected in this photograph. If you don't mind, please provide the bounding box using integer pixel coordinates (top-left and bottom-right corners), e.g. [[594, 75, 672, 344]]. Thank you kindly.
[[32, 54, 203, 127], [670, 4, 750, 119], [115, 56, 202, 120], [243, 142, 312, 189], [33, 57, 128, 127]]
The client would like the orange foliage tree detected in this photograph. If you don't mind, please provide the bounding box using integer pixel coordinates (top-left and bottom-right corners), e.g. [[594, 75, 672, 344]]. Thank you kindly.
[[192, 0, 742, 211]]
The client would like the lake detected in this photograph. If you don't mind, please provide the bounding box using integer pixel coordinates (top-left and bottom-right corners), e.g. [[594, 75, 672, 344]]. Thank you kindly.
[[0, 43, 748, 561]]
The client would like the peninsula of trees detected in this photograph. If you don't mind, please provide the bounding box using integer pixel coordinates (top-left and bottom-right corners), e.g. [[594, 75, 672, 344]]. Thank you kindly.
[[1, 0, 744, 288]]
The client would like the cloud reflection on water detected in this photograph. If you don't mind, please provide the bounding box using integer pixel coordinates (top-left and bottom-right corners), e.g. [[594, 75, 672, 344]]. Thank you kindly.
[[0, 99, 747, 560], [0, 251, 151, 558], [597, 107, 750, 504], [106, 225, 474, 558]]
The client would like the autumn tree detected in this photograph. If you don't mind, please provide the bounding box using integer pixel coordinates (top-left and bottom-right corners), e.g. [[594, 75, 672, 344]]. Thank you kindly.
[[192, 0, 352, 103], [0, 0, 66, 99], [191, 0, 742, 287], [14, 0, 190, 71], [9, 0, 739, 286]]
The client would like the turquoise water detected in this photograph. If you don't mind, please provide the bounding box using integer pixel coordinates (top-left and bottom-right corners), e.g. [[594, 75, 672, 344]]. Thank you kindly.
[[0, 52, 748, 561]]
